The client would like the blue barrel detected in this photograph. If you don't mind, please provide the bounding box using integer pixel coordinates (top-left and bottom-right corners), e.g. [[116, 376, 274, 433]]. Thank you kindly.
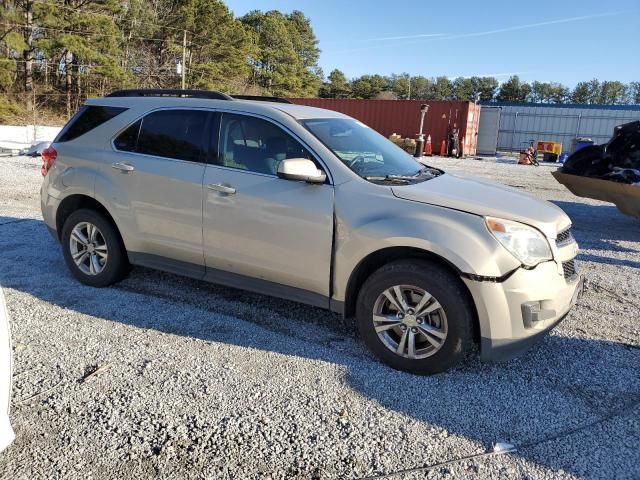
[[575, 139, 594, 151]]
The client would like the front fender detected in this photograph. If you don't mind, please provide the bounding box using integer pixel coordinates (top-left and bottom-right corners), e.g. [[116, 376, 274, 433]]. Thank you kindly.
[[332, 183, 520, 302]]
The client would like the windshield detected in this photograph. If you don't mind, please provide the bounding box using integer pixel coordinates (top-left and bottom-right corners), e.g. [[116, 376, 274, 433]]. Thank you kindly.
[[302, 118, 440, 184]]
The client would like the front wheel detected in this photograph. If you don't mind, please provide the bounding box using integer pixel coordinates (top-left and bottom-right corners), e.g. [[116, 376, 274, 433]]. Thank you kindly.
[[356, 260, 474, 374]]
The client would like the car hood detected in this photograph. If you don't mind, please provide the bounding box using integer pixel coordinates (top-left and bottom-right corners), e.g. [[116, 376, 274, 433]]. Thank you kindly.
[[391, 173, 571, 238]]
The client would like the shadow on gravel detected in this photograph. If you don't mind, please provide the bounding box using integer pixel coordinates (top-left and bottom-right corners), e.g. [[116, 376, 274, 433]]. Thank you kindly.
[[578, 253, 640, 269], [552, 200, 640, 255], [1, 216, 639, 478]]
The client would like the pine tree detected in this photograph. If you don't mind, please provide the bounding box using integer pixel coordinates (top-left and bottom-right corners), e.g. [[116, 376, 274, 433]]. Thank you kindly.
[[319, 69, 350, 98]]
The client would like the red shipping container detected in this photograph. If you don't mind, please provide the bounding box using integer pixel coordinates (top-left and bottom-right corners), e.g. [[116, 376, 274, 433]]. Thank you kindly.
[[289, 99, 480, 157]]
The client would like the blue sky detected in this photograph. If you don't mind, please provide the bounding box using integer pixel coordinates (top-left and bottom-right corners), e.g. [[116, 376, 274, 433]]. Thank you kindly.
[[224, 0, 639, 86]]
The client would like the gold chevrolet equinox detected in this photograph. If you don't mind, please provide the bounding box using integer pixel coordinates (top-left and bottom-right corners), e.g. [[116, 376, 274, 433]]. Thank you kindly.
[[40, 90, 583, 374]]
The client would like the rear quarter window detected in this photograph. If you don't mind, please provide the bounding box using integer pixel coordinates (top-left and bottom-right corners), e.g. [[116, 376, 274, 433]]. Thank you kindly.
[[56, 105, 128, 143], [113, 120, 141, 152]]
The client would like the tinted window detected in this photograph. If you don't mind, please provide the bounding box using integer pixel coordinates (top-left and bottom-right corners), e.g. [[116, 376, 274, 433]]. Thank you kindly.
[[137, 110, 208, 162], [217, 113, 312, 175], [113, 120, 141, 152], [57, 106, 128, 142]]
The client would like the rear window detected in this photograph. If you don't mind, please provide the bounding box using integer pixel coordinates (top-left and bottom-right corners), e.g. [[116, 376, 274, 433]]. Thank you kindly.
[[57, 106, 128, 143]]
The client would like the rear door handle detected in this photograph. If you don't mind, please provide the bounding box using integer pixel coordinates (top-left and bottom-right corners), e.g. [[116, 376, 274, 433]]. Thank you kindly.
[[111, 162, 135, 172], [207, 183, 236, 195]]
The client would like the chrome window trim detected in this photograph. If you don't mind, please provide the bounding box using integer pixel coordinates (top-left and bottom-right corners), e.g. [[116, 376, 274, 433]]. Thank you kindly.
[[204, 163, 278, 180]]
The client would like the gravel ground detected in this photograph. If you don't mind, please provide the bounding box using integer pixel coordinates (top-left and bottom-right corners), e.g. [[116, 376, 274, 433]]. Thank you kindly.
[[0, 154, 638, 479]]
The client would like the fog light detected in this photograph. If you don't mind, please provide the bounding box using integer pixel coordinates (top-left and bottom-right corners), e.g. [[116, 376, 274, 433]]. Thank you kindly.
[[521, 301, 555, 328]]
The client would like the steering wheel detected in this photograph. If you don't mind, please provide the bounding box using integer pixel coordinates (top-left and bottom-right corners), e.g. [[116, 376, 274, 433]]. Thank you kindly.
[[349, 155, 366, 171]]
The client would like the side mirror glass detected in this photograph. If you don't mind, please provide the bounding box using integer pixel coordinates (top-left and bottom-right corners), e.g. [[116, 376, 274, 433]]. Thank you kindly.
[[277, 158, 327, 184]]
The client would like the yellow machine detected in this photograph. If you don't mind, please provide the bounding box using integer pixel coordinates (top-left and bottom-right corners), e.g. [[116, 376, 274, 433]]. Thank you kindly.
[[536, 140, 563, 162]]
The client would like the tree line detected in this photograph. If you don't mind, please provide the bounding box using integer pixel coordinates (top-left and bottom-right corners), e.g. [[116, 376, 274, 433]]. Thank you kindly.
[[320, 70, 640, 105], [0, 0, 321, 119], [0, 0, 638, 123]]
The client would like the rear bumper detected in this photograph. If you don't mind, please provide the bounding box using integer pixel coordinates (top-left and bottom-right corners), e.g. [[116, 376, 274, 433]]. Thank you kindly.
[[40, 190, 60, 241], [463, 261, 584, 362]]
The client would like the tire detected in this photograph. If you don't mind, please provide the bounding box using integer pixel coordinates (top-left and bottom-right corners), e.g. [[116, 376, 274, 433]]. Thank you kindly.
[[356, 260, 474, 374], [61, 209, 130, 287]]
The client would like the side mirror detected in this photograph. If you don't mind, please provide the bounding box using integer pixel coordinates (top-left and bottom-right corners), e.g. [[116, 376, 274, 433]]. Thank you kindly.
[[277, 158, 326, 184]]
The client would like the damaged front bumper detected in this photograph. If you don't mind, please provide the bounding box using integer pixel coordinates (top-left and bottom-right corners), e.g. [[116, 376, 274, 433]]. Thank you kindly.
[[463, 260, 584, 362]]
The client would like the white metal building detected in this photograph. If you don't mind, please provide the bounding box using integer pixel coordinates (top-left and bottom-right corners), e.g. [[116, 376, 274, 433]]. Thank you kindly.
[[477, 102, 640, 155]]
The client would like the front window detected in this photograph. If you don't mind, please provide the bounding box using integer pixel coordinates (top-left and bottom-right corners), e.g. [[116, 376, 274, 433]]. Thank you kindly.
[[217, 113, 314, 175], [302, 118, 440, 184]]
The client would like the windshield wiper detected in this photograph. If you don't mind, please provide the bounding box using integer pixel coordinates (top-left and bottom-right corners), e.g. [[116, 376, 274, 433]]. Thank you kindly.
[[363, 175, 413, 184], [365, 168, 442, 184], [417, 167, 441, 178]]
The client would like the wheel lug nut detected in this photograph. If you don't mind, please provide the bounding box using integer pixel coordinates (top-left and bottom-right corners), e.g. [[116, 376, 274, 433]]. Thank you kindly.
[[417, 317, 423, 324], [397, 313, 404, 319], [407, 309, 414, 315], [411, 327, 418, 333], [400, 325, 407, 331]]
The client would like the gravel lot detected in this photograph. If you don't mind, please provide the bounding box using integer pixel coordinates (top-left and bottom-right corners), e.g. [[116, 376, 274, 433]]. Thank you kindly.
[[0, 154, 638, 479]]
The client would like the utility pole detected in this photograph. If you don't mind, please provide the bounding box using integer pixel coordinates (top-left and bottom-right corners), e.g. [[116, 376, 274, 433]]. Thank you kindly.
[[407, 75, 411, 100], [181, 30, 187, 90], [24, 0, 34, 111]]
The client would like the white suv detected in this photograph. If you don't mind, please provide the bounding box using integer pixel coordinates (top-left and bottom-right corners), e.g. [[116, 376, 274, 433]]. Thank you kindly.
[[40, 90, 583, 374], [0, 287, 14, 452]]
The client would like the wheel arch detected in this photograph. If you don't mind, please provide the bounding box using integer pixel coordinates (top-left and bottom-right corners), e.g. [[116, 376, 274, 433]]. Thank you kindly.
[[55, 194, 123, 247], [343, 246, 480, 342]]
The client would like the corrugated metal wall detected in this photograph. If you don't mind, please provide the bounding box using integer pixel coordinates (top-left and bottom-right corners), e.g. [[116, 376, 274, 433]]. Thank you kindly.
[[487, 103, 640, 153], [289, 99, 481, 156]]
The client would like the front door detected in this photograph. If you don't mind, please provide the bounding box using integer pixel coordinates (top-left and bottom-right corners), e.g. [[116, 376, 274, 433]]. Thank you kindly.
[[203, 112, 334, 303]]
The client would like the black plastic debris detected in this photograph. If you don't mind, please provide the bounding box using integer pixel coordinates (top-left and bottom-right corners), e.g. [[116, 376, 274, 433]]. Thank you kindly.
[[561, 120, 640, 185]]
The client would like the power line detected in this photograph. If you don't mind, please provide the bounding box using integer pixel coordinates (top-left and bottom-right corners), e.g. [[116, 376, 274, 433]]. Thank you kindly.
[[30, 0, 201, 36], [7, 2, 215, 42], [0, 21, 193, 44], [6, 56, 230, 78]]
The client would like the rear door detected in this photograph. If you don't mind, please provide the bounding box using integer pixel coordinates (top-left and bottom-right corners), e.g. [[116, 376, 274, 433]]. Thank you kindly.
[[105, 108, 210, 273], [202, 112, 334, 302]]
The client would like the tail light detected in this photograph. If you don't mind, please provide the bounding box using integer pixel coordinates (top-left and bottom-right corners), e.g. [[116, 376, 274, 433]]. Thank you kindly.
[[41, 146, 57, 177]]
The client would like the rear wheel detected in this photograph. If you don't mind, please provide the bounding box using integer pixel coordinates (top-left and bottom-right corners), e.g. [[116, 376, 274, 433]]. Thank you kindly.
[[61, 209, 129, 287], [356, 260, 474, 374]]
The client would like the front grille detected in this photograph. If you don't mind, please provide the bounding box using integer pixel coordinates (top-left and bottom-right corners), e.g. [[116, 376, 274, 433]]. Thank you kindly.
[[562, 259, 577, 278], [556, 227, 574, 247]]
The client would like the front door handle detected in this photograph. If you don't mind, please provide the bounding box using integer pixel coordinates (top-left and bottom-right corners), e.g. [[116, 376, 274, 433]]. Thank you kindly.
[[111, 162, 135, 172], [207, 183, 236, 195]]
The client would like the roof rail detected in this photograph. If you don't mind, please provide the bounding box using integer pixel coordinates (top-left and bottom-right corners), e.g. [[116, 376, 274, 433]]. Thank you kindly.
[[107, 89, 233, 100], [232, 95, 292, 104]]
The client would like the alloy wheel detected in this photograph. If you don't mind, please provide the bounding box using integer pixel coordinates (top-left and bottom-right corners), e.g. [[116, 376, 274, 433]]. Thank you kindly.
[[69, 222, 108, 276], [372, 285, 448, 359]]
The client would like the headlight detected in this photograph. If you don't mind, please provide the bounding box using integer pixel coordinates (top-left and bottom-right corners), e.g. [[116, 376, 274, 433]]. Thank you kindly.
[[485, 217, 552, 267]]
